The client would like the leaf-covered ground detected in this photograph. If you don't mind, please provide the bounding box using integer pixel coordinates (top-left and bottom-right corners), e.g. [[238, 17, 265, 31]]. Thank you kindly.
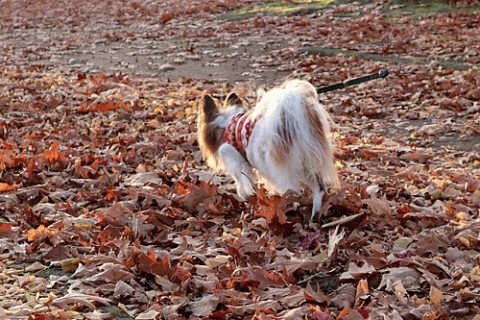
[[0, 0, 479, 319]]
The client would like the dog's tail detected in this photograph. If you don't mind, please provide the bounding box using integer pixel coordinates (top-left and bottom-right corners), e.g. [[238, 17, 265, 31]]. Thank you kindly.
[[269, 80, 340, 192]]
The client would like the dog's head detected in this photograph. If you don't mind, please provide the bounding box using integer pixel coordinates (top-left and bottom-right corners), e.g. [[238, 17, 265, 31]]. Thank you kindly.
[[197, 92, 245, 169]]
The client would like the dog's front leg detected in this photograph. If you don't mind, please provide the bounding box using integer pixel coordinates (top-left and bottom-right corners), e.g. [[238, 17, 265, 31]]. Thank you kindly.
[[218, 143, 255, 199], [311, 183, 325, 221]]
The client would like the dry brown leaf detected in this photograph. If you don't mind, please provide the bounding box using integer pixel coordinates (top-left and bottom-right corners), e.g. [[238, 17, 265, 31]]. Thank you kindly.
[[340, 262, 376, 281], [0, 183, 18, 192], [0, 223, 16, 238], [188, 294, 220, 317], [355, 279, 369, 300], [52, 293, 111, 310], [328, 226, 345, 258], [44, 141, 66, 164], [429, 285, 443, 306], [114, 280, 135, 298], [233, 266, 291, 290]]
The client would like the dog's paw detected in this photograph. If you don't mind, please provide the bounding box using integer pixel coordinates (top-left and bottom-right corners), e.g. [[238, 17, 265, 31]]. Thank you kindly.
[[236, 182, 255, 200], [236, 186, 249, 200], [243, 183, 256, 198]]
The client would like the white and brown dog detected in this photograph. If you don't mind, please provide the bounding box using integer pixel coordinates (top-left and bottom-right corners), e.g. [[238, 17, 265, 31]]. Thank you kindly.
[[197, 79, 339, 221]]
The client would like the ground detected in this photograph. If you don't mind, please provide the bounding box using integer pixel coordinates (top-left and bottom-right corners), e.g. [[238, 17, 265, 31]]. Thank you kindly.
[[0, 0, 479, 319]]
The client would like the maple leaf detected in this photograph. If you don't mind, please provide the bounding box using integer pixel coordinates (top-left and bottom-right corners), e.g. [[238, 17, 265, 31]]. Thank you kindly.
[[89, 263, 135, 283], [251, 188, 298, 225], [0, 152, 15, 170], [43, 141, 67, 170], [234, 266, 293, 290], [44, 244, 73, 261], [137, 250, 175, 277], [180, 181, 218, 211], [113, 280, 135, 298], [188, 295, 220, 317], [26, 224, 50, 242], [171, 264, 192, 284], [363, 195, 392, 217], [0, 182, 18, 192], [0, 222, 16, 238], [78, 100, 132, 114], [429, 285, 443, 306], [304, 283, 330, 305], [340, 262, 376, 281], [338, 306, 365, 320]]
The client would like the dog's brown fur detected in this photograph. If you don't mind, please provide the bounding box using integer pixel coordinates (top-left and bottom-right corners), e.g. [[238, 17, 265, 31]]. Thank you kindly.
[[223, 92, 243, 108], [197, 93, 245, 170], [197, 95, 223, 168], [306, 100, 328, 150], [271, 109, 295, 165]]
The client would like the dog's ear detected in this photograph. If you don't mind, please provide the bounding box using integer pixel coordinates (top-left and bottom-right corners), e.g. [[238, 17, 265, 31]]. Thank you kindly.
[[224, 92, 243, 108], [256, 86, 266, 102], [200, 94, 219, 122]]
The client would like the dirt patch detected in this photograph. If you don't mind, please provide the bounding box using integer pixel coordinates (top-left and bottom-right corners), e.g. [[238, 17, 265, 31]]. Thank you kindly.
[[0, 26, 292, 85], [384, 0, 480, 18]]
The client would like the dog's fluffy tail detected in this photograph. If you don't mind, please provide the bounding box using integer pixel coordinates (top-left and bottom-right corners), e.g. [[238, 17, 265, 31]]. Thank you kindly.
[[255, 79, 339, 193]]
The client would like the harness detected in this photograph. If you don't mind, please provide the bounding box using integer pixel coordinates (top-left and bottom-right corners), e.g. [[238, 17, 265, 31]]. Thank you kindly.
[[222, 112, 255, 158]]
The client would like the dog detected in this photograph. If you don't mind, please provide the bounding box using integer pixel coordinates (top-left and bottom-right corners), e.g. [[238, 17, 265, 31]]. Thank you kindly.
[[197, 79, 339, 221]]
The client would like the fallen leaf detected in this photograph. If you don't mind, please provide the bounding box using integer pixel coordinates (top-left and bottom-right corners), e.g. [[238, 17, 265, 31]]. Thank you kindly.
[[429, 285, 443, 306], [0, 183, 18, 192]]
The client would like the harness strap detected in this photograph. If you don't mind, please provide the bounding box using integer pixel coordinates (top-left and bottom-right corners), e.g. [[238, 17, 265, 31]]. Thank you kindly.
[[222, 112, 255, 158]]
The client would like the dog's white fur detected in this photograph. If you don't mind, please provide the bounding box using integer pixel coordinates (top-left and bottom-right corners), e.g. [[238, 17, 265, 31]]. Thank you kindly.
[[197, 79, 339, 221]]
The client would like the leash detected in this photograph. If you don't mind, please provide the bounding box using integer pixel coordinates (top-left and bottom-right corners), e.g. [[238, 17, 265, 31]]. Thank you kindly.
[[223, 69, 389, 155], [317, 69, 389, 94]]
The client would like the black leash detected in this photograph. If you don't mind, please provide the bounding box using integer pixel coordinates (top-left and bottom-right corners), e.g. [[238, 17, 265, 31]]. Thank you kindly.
[[317, 69, 389, 94]]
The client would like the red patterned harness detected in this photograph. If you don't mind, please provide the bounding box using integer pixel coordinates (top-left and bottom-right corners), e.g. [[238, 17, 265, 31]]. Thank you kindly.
[[222, 112, 255, 158]]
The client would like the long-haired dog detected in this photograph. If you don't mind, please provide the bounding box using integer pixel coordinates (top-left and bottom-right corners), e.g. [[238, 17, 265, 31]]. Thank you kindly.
[[197, 79, 339, 221]]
